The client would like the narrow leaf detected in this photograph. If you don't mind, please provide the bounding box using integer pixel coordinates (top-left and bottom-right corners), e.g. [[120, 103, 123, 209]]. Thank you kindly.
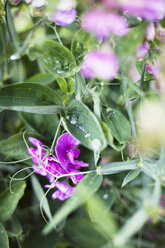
[[31, 175, 52, 221], [100, 159, 139, 175], [122, 170, 141, 188]]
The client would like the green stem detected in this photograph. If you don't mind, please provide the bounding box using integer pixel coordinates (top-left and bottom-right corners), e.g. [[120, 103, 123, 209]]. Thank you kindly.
[[5, 1, 20, 53], [122, 72, 137, 142], [53, 26, 63, 45], [50, 118, 61, 152]]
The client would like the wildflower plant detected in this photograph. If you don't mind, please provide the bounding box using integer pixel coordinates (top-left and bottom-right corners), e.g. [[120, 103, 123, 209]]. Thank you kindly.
[[1, 0, 165, 247]]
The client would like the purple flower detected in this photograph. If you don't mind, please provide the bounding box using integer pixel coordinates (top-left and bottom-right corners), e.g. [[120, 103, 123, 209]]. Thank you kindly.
[[146, 23, 155, 41], [52, 8, 77, 26], [45, 181, 74, 201], [145, 63, 160, 80], [121, 0, 165, 21], [81, 10, 128, 40], [81, 50, 119, 80], [137, 41, 149, 60], [27, 133, 88, 200]]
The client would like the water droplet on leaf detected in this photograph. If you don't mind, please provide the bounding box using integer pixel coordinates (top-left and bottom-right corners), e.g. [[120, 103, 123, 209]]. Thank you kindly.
[[85, 132, 91, 138], [103, 193, 109, 200], [91, 139, 101, 151], [70, 116, 78, 125], [79, 125, 85, 132]]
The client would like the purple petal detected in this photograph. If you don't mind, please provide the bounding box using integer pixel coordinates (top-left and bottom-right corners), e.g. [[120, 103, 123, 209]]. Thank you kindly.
[[28, 137, 44, 148], [56, 133, 80, 168], [121, 0, 165, 21], [146, 23, 155, 41], [27, 147, 45, 164], [32, 165, 47, 176], [81, 10, 128, 40], [44, 156, 67, 182], [52, 190, 69, 201], [71, 170, 84, 182], [81, 50, 119, 80], [51, 181, 75, 200], [66, 148, 80, 164], [137, 41, 149, 60], [52, 8, 77, 26], [72, 160, 89, 169]]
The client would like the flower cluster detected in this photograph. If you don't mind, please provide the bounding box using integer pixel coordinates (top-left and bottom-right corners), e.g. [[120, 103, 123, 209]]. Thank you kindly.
[[27, 133, 88, 201]]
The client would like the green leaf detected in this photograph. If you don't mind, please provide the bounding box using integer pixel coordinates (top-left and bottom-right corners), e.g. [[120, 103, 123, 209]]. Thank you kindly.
[[102, 108, 131, 144], [122, 170, 141, 188], [43, 172, 103, 234], [31, 175, 52, 222], [71, 29, 99, 64], [5, 216, 22, 238], [63, 99, 107, 151], [28, 40, 77, 78], [117, 22, 147, 58], [0, 132, 41, 162], [64, 218, 107, 248], [87, 194, 117, 240], [0, 83, 64, 114], [68, 78, 75, 95], [0, 181, 26, 223], [23, 224, 61, 248], [100, 159, 139, 175], [102, 121, 126, 151], [56, 77, 68, 93], [19, 112, 59, 140], [0, 223, 9, 248], [74, 72, 86, 101], [27, 73, 55, 84]]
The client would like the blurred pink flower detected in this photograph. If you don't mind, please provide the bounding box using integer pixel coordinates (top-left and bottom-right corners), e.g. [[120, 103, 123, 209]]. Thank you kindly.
[[145, 63, 160, 80], [121, 0, 165, 21], [137, 41, 149, 60], [81, 10, 128, 40], [52, 8, 77, 26], [146, 23, 155, 41], [103, 0, 119, 9], [81, 50, 119, 80]]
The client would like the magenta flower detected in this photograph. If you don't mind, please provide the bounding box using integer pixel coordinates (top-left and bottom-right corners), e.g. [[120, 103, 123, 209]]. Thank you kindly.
[[27, 133, 88, 201], [45, 181, 74, 201], [52, 8, 77, 26], [121, 0, 165, 21], [137, 41, 149, 60], [81, 50, 119, 80], [146, 23, 155, 41], [81, 10, 128, 40]]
